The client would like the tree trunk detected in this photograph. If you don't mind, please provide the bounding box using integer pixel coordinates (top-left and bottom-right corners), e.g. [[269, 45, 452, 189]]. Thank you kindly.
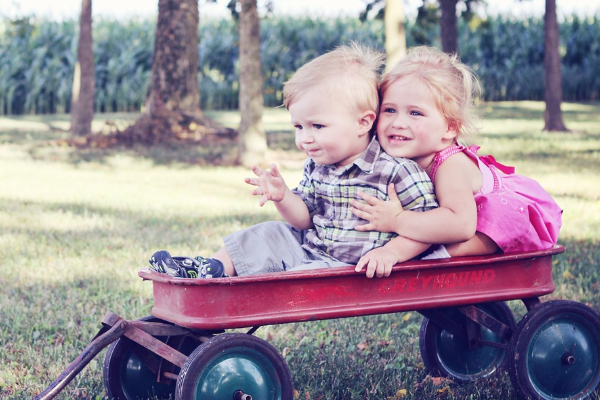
[[114, 0, 235, 147], [238, 0, 267, 167], [70, 0, 94, 137], [543, 0, 568, 131], [384, 0, 406, 72], [440, 0, 458, 54], [146, 0, 200, 116]]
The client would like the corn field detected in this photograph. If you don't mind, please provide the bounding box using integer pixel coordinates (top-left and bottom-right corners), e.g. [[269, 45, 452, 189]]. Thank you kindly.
[[0, 14, 599, 115]]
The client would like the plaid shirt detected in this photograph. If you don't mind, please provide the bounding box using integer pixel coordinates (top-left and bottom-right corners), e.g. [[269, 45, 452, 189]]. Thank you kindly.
[[292, 137, 438, 264]]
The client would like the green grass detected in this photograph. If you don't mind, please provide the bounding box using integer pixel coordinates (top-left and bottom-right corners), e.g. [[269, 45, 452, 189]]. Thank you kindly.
[[1, 102, 600, 399]]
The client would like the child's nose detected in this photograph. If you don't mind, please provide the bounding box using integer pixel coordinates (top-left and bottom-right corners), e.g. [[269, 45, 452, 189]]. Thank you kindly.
[[391, 116, 407, 129], [299, 130, 314, 143]]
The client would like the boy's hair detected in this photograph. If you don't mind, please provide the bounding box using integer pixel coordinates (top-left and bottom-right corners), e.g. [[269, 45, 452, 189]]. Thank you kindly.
[[283, 42, 385, 116], [380, 46, 481, 140]]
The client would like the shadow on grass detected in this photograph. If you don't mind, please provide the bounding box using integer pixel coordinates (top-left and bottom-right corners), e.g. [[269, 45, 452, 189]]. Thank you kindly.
[[18, 128, 297, 167], [1, 111, 298, 167]]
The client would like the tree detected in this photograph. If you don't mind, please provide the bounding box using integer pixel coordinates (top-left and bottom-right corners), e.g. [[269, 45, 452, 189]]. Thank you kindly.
[[414, 0, 481, 54], [543, 0, 568, 131], [238, 0, 267, 167], [384, 0, 407, 71], [360, 0, 407, 70], [70, 0, 94, 137], [439, 0, 458, 53], [90, 0, 235, 149]]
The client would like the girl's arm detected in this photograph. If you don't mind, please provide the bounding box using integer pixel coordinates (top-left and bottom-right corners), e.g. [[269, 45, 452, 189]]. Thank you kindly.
[[353, 153, 479, 244], [246, 164, 313, 230], [355, 236, 431, 278]]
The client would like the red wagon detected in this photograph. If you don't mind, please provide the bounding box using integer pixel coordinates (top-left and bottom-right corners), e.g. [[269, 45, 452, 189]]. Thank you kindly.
[[36, 244, 600, 400]]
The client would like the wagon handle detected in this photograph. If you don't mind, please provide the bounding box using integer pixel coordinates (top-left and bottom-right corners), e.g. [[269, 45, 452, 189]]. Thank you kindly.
[[32, 319, 127, 400]]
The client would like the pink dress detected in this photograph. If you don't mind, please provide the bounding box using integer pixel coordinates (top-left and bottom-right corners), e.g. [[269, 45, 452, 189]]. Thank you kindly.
[[429, 145, 562, 253]]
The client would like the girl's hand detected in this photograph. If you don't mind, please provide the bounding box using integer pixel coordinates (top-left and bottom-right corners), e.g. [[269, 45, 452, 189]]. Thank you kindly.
[[355, 246, 398, 278], [244, 163, 288, 206], [352, 183, 403, 233]]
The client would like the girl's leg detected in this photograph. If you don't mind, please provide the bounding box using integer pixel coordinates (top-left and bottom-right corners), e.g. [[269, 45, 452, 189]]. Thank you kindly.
[[446, 232, 499, 257], [211, 247, 237, 277]]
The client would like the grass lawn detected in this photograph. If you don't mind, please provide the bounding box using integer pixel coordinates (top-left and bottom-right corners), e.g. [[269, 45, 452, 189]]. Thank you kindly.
[[1, 101, 599, 399]]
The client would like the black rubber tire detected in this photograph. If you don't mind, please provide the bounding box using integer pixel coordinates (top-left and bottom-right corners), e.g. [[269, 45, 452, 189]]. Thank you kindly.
[[103, 316, 201, 400], [419, 301, 516, 383], [175, 333, 293, 400], [508, 300, 600, 400]]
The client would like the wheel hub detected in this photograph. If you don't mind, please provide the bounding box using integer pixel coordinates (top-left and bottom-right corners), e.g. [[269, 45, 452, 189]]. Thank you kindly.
[[561, 352, 576, 366], [234, 390, 253, 400]]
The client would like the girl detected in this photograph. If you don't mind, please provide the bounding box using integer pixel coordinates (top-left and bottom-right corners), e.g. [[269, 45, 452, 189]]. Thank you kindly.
[[351, 46, 562, 257]]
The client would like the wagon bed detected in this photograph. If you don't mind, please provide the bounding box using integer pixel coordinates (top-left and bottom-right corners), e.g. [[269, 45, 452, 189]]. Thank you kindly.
[[140, 245, 562, 330]]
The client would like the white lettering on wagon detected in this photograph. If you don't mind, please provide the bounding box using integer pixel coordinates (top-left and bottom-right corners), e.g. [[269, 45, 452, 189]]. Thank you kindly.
[[381, 269, 496, 294]]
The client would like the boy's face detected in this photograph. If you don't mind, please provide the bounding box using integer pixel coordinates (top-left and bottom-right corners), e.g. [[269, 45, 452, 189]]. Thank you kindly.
[[377, 75, 458, 169], [290, 87, 375, 167]]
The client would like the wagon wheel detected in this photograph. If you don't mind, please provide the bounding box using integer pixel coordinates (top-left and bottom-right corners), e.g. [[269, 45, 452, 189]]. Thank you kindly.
[[508, 300, 600, 400], [175, 333, 293, 400], [103, 316, 201, 400], [419, 301, 516, 383]]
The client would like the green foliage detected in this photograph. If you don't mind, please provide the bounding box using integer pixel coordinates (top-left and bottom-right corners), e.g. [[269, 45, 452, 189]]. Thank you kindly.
[[0, 17, 75, 115], [1, 14, 600, 115], [93, 18, 154, 113], [460, 17, 547, 101]]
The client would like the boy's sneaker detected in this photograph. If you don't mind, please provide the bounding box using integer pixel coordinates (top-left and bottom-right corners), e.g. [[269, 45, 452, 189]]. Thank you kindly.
[[194, 256, 227, 278], [149, 250, 198, 278], [149, 250, 227, 278]]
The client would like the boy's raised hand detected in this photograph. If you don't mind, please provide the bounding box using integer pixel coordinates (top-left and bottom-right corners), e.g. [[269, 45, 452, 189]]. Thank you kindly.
[[352, 183, 403, 233], [245, 163, 288, 207]]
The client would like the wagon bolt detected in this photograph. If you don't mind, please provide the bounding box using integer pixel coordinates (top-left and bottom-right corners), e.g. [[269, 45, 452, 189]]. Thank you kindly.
[[561, 353, 576, 365], [233, 390, 253, 400]]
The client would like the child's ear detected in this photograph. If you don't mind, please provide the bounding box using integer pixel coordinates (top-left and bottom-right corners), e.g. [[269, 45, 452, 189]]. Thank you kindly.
[[445, 120, 461, 140], [358, 111, 377, 135]]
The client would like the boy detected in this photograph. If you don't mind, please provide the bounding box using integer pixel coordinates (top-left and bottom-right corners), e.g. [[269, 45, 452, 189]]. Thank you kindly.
[[150, 43, 438, 279]]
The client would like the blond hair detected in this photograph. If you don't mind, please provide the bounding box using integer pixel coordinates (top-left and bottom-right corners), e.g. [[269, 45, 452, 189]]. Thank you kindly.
[[283, 42, 385, 116], [380, 46, 481, 141]]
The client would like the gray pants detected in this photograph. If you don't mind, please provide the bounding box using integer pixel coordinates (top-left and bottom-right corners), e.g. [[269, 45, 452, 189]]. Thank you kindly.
[[223, 221, 349, 276]]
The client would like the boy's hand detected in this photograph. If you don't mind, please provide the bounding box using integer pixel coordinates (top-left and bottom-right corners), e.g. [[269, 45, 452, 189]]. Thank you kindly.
[[355, 246, 398, 278], [245, 163, 288, 206], [352, 183, 403, 233]]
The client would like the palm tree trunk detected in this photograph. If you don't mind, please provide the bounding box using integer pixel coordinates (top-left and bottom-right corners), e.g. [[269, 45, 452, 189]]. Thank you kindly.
[[238, 0, 267, 167], [384, 0, 407, 71], [543, 0, 568, 131], [70, 0, 94, 137], [117, 0, 235, 147], [440, 0, 458, 54]]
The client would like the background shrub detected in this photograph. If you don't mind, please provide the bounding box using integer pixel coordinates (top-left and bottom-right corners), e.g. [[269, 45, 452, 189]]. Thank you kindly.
[[0, 14, 598, 115]]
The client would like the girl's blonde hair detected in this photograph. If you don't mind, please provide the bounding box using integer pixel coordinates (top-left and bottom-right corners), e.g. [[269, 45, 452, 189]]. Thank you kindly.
[[380, 46, 481, 141], [283, 42, 385, 116]]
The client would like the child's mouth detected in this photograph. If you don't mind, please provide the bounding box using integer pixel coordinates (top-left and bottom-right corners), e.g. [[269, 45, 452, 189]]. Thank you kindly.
[[389, 135, 410, 142]]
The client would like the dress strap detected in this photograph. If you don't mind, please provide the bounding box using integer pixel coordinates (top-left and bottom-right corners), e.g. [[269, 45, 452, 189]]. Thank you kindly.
[[429, 145, 479, 183], [430, 144, 516, 192]]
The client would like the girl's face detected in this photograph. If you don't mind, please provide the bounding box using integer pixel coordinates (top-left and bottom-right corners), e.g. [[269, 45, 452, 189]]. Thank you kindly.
[[376, 75, 458, 170], [290, 86, 374, 168]]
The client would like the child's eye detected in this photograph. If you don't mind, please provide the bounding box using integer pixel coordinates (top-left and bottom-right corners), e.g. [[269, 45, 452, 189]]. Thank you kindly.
[[410, 110, 423, 116], [313, 124, 324, 130], [383, 108, 396, 114], [294, 124, 303, 130]]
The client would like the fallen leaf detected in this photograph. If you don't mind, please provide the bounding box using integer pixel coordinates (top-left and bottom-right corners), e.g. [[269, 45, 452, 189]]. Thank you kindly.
[[563, 270, 576, 280]]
